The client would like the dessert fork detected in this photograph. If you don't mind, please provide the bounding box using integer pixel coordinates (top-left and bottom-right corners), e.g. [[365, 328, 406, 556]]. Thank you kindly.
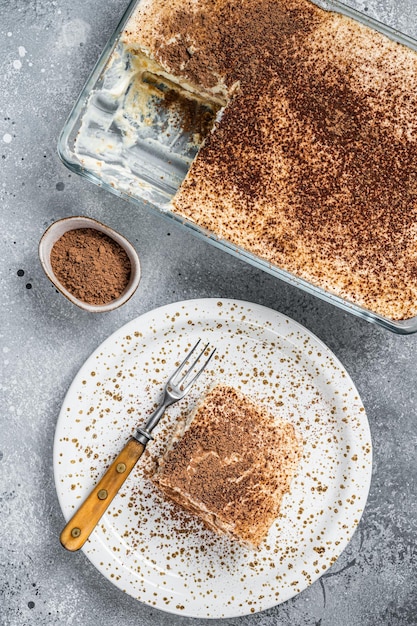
[[60, 339, 216, 551]]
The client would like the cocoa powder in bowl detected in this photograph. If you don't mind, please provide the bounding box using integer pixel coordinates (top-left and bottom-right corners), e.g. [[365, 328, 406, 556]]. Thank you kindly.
[[50, 228, 131, 305]]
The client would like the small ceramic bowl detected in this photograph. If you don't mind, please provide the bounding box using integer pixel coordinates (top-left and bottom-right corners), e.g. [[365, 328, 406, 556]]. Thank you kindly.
[[39, 216, 141, 312]]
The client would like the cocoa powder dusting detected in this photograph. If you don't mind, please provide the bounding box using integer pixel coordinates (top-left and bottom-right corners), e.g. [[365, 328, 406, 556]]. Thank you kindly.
[[124, 0, 417, 319], [152, 385, 301, 547], [50, 228, 131, 305]]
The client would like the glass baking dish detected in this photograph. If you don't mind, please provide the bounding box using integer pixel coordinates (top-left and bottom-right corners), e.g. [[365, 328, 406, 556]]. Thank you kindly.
[[58, 0, 417, 334]]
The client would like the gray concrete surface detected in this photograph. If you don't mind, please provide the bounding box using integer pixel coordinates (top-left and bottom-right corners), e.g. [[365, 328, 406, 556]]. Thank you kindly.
[[1, 0, 416, 624]]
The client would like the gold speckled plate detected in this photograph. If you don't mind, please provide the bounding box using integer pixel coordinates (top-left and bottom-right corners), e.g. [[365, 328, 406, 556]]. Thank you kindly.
[[54, 298, 372, 618]]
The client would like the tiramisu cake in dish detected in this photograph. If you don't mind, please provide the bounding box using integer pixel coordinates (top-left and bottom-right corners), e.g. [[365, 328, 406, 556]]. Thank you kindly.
[[151, 385, 302, 548], [122, 0, 417, 320]]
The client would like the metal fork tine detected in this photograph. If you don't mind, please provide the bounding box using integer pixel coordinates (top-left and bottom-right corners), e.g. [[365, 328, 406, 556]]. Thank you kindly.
[[168, 339, 201, 384], [178, 342, 210, 388], [181, 347, 216, 393]]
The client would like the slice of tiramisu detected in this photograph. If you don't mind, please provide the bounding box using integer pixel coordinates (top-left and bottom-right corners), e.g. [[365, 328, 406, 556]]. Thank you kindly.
[[152, 385, 301, 548]]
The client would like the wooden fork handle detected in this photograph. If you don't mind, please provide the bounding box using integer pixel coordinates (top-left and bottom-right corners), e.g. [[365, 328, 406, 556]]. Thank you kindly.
[[60, 437, 145, 552]]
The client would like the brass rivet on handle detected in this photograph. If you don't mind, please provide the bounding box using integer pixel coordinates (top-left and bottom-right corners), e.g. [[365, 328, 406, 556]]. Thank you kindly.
[[97, 489, 108, 500], [116, 463, 126, 474], [71, 527, 81, 538]]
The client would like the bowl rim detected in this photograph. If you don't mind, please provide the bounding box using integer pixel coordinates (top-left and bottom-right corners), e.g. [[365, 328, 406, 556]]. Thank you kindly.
[[38, 215, 141, 312]]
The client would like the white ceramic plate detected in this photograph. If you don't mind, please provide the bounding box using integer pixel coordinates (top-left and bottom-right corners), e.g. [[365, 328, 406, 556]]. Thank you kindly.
[[54, 298, 372, 618]]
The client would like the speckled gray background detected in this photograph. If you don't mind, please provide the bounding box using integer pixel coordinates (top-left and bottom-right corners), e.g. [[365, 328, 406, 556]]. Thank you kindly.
[[1, 0, 416, 625]]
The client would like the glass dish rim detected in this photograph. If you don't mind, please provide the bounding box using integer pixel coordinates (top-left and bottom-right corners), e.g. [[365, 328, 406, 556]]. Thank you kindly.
[[57, 0, 417, 335]]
